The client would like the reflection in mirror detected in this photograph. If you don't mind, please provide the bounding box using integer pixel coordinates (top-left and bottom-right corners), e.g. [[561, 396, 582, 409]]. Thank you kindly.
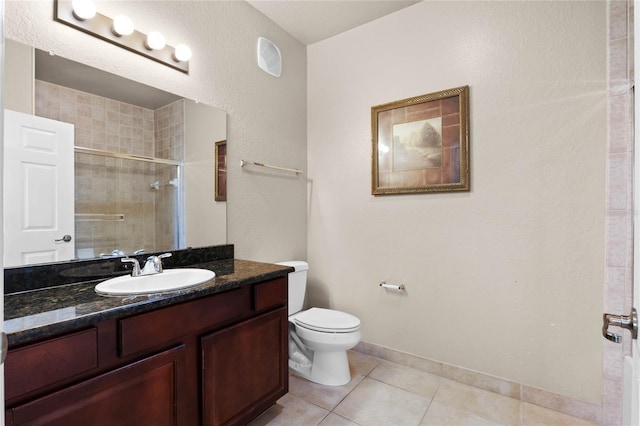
[[4, 40, 227, 267], [215, 141, 227, 202]]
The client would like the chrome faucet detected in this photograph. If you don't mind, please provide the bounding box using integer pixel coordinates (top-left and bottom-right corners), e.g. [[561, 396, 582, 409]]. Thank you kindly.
[[121, 257, 142, 277], [140, 253, 172, 275], [121, 253, 172, 277]]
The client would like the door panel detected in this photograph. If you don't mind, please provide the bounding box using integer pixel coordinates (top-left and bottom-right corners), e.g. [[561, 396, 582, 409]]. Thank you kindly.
[[202, 307, 287, 426], [3, 110, 74, 267]]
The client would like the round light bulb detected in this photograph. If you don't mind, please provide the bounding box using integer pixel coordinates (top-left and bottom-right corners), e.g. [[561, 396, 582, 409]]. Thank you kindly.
[[173, 44, 192, 62], [112, 15, 134, 36], [145, 31, 166, 50], [71, 0, 96, 20]]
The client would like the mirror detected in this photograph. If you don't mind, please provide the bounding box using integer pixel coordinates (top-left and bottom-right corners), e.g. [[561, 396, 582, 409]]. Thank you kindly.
[[4, 39, 227, 266]]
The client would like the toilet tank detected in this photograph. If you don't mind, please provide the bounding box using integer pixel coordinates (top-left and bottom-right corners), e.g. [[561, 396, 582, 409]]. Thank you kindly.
[[276, 261, 308, 314]]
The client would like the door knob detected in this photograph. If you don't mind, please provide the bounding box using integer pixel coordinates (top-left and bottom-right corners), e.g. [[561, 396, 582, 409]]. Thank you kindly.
[[603, 308, 638, 343], [55, 234, 72, 242]]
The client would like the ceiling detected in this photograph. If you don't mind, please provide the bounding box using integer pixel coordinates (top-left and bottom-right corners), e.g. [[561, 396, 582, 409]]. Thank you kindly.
[[246, 0, 421, 45]]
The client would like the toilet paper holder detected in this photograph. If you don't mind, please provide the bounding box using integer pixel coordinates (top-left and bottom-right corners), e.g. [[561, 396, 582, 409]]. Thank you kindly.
[[379, 281, 405, 291]]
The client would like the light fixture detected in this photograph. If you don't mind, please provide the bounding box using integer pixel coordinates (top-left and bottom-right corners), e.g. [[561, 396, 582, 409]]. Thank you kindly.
[[145, 31, 166, 51], [71, 0, 96, 20], [112, 15, 134, 37], [173, 44, 192, 62], [54, 0, 190, 73]]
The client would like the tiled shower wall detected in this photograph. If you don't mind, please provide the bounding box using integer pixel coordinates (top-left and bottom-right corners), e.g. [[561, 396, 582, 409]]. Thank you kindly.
[[35, 80, 183, 257], [154, 100, 184, 252], [603, 1, 634, 425]]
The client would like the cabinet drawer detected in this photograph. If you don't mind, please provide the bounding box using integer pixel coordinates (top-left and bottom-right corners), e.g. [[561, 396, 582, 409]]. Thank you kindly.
[[253, 277, 287, 312], [8, 345, 184, 426], [119, 288, 246, 357], [5, 328, 98, 401]]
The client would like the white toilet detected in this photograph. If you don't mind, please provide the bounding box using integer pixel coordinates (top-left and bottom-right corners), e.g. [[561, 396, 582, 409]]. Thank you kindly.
[[277, 261, 361, 386]]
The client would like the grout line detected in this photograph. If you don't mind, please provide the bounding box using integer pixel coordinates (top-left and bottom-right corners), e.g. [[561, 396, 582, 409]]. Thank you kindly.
[[353, 343, 600, 424]]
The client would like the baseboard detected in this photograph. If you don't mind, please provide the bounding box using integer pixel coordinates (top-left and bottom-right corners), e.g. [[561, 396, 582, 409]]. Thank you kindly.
[[353, 340, 602, 424]]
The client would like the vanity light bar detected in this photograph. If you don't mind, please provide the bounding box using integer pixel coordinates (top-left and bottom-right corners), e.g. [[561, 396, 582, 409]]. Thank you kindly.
[[54, 0, 190, 74]]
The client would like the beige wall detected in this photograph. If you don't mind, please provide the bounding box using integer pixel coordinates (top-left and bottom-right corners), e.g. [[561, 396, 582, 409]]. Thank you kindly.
[[184, 99, 227, 248], [307, 1, 606, 405], [5, 0, 308, 262], [4, 39, 33, 114]]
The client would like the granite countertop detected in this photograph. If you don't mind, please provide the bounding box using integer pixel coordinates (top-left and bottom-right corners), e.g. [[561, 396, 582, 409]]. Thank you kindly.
[[5, 259, 292, 347]]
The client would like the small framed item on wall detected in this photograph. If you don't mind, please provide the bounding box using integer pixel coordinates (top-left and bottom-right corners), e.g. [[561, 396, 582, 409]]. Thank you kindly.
[[371, 86, 470, 195], [215, 140, 227, 201]]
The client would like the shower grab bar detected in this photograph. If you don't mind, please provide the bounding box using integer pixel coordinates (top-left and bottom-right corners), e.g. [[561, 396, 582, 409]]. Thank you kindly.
[[240, 159, 302, 175], [75, 213, 125, 222], [75, 146, 181, 166]]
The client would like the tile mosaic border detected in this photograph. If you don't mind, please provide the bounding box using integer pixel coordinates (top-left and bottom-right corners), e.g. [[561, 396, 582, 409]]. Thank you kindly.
[[354, 341, 602, 424]]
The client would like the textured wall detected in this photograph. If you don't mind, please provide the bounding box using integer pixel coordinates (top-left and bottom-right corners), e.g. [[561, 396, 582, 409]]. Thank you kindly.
[[307, 1, 606, 404], [5, 0, 308, 262]]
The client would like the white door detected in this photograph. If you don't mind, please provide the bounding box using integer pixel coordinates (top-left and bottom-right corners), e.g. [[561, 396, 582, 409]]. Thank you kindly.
[[3, 109, 74, 267]]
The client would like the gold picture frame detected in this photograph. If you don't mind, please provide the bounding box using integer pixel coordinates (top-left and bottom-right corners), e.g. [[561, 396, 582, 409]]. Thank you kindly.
[[371, 86, 470, 195], [215, 140, 227, 201]]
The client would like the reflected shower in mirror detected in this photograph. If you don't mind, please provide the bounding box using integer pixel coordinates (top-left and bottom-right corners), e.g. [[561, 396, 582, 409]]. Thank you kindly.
[[4, 40, 227, 266]]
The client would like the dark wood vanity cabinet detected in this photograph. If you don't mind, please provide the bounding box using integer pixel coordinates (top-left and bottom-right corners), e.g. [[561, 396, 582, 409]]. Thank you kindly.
[[4, 276, 288, 426], [203, 307, 287, 425], [7, 346, 185, 426]]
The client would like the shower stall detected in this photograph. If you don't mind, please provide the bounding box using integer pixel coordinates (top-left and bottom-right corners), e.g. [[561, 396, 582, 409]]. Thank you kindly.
[[74, 147, 183, 258]]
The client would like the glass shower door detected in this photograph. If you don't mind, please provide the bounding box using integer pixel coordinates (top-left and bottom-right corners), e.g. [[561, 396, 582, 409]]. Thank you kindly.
[[74, 149, 182, 258]]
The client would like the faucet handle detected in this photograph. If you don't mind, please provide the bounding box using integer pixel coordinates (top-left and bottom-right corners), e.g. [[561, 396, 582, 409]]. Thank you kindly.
[[121, 257, 141, 277], [143, 253, 172, 274], [156, 253, 172, 272]]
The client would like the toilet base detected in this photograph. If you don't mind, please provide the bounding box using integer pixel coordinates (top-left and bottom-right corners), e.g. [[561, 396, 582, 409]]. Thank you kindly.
[[289, 349, 351, 386]]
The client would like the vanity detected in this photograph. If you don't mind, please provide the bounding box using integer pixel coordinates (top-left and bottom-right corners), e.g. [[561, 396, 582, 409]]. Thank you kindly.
[[3, 245, 290, 425]]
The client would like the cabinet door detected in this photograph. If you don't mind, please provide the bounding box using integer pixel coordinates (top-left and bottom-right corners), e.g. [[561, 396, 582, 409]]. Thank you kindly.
[[7, 345, 185, 426], [202, 307, 287, 426]]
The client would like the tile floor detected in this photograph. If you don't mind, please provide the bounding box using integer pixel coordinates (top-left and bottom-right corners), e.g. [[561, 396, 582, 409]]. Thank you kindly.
[[249, 351, 600, 426]]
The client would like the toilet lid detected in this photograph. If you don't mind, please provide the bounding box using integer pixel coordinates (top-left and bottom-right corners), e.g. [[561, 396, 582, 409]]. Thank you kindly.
[[294, 307, 361, 333]]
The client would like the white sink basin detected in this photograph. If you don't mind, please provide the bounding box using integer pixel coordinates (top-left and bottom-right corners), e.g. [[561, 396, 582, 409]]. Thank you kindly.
[[95, 268, 215, 295]]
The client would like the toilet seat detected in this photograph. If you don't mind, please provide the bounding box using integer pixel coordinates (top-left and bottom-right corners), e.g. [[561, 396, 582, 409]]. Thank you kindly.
[[294, 307, 360, 333]]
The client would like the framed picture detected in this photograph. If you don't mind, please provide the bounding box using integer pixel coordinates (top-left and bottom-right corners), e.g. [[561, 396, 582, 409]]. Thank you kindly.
[[371, 86, 470, 195], [215, 140, 227, 201]]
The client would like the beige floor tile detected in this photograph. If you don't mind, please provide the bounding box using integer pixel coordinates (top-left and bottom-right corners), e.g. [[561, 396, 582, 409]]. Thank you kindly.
[[522, 402, 601, 426], [348, 349, 382, 377], [248, 393, 329, 426], [319, 413, 361, 426], [434, 379, 520, 426], [369, 360, 442, 399], [421, 400, 503, 426], [334, 377, 430, 426], [289, 371, 364, 411]]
